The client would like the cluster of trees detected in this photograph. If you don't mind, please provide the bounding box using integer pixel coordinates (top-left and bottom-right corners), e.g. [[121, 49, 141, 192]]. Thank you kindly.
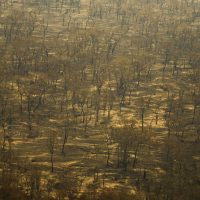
[[0, 158, 144, 200], [0, 0, 200, 199]]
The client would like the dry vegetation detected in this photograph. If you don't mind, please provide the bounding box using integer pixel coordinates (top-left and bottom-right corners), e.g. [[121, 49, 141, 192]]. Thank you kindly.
[[0, 0, 200, 199]]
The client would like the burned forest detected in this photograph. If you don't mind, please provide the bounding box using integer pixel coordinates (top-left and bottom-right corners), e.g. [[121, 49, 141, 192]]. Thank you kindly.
[[0, 0, 200, 199]]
